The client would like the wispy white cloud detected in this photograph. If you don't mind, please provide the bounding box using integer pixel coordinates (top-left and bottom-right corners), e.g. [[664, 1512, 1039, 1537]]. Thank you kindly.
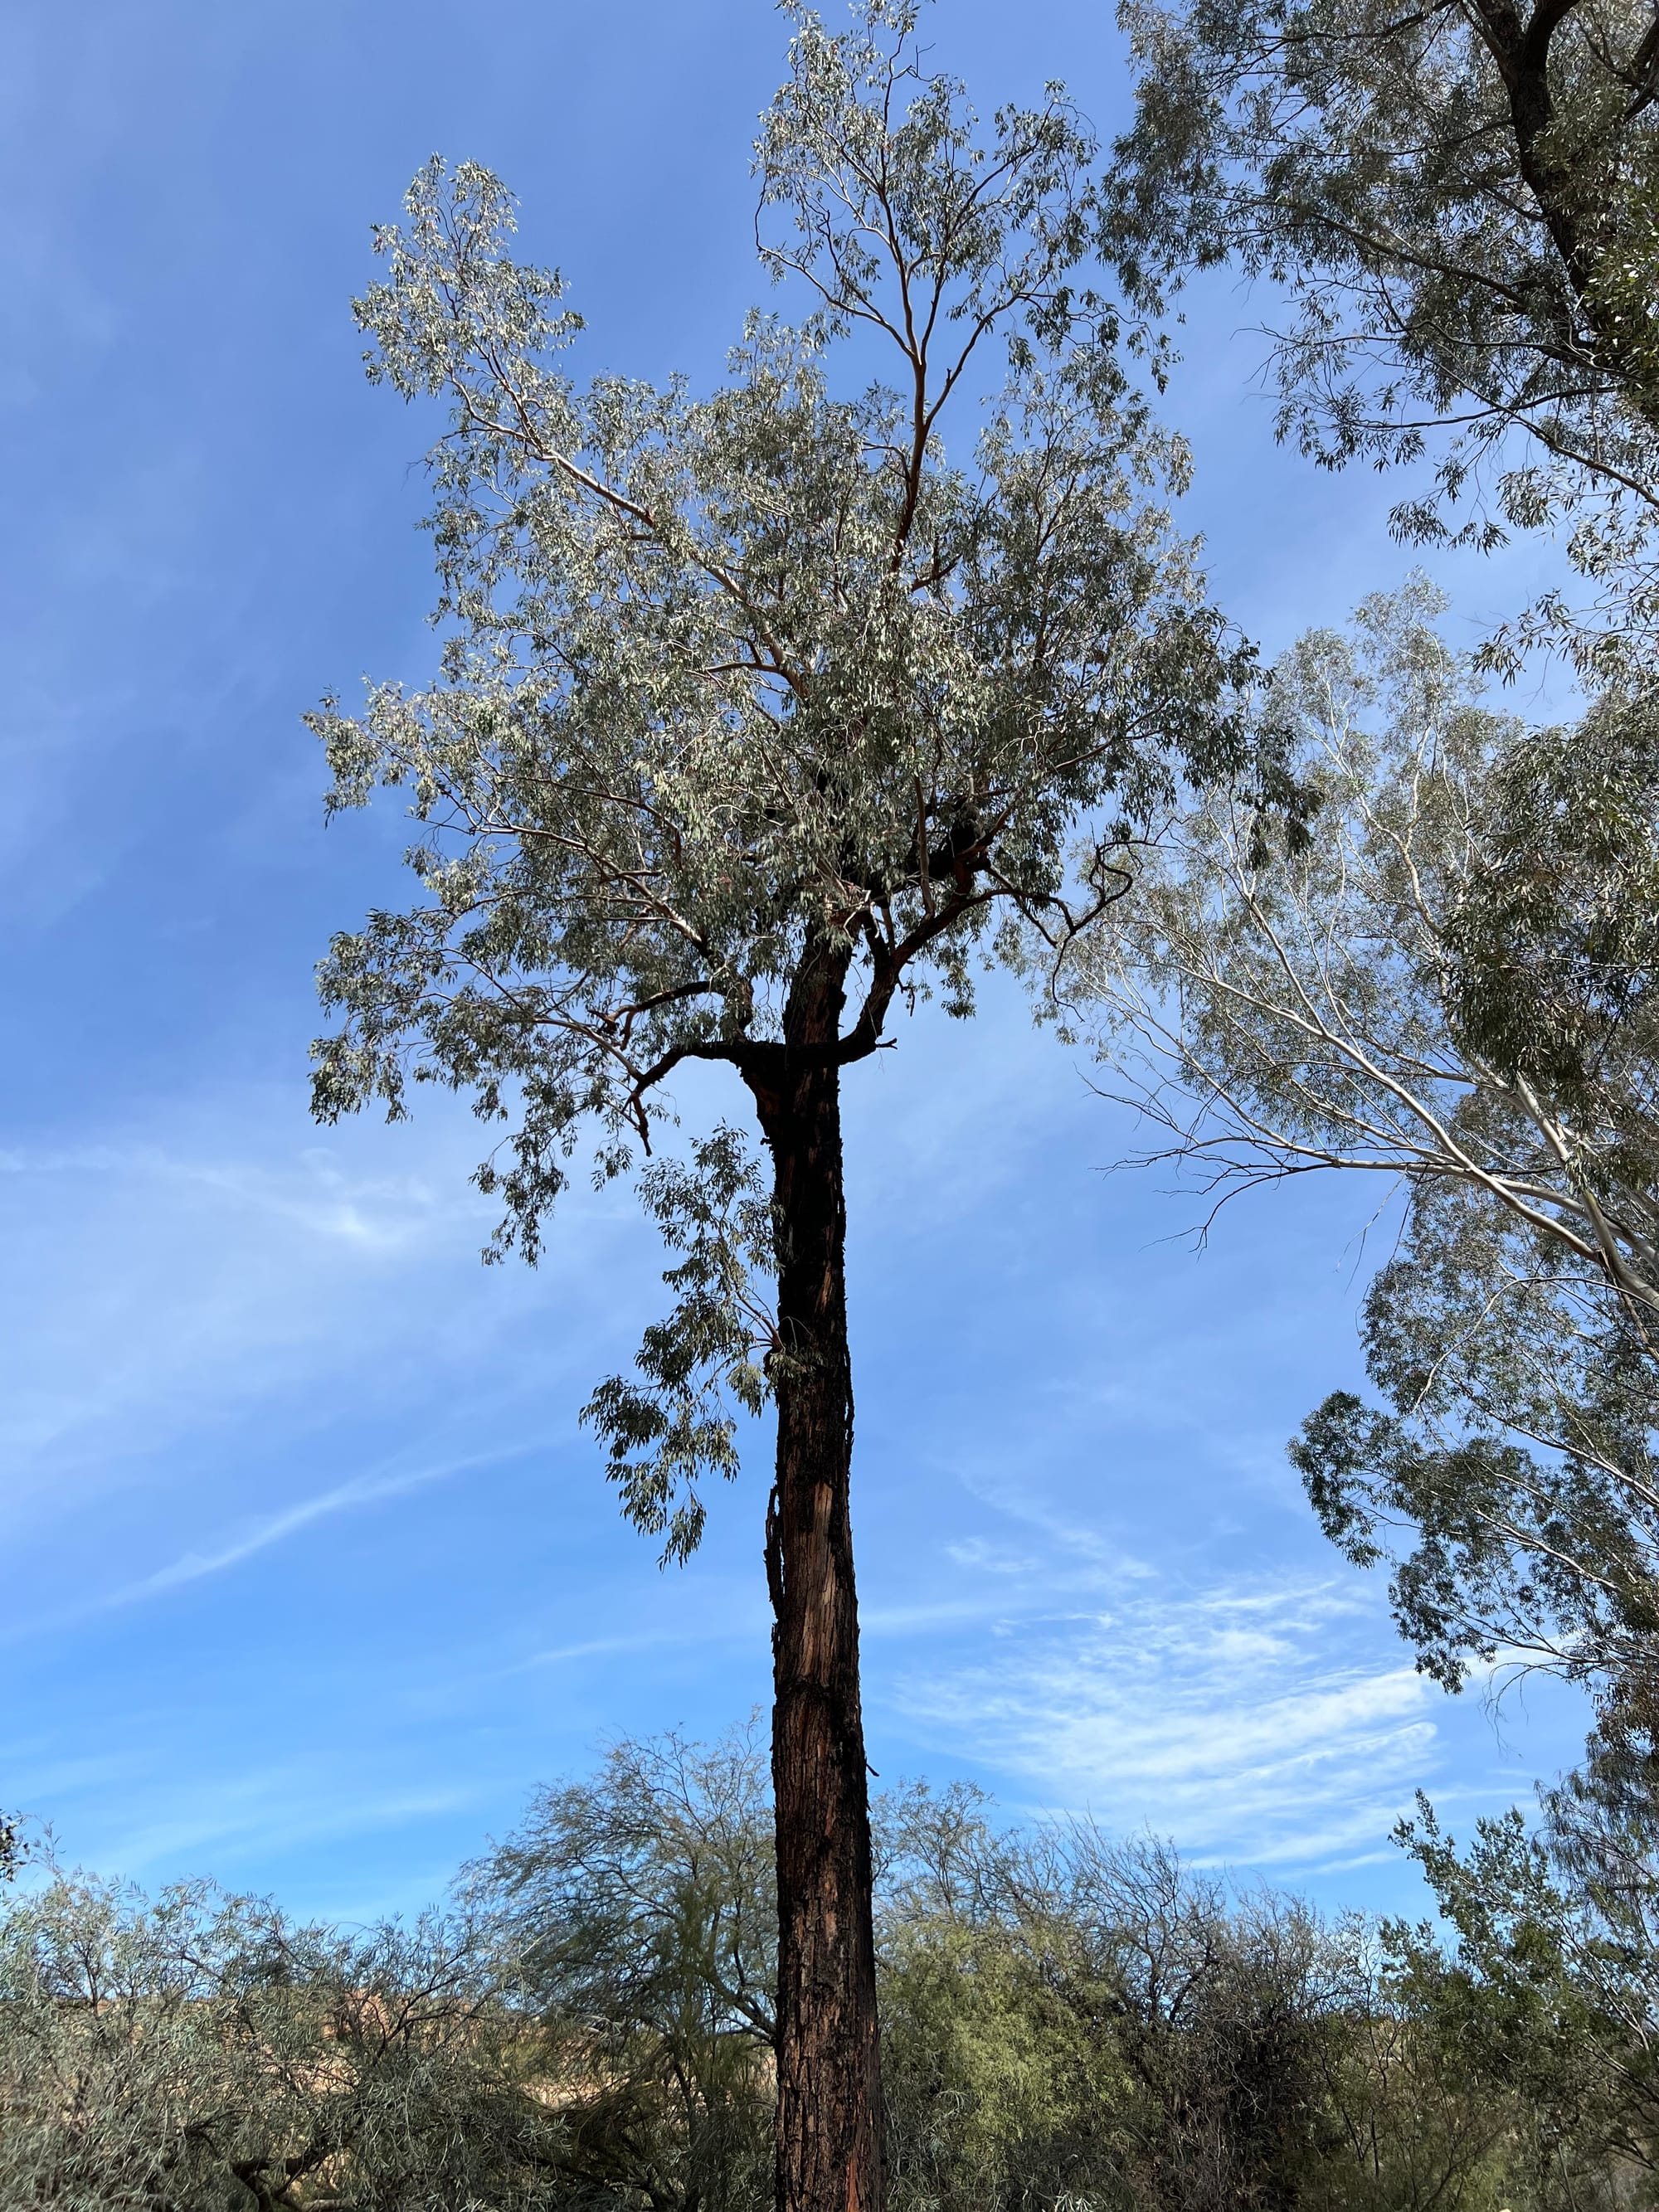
[[492, 1621, 761, 1677], [116, 1450, 506, 1603], [0, 1101, 649, 1527], [943, 1537, 1039, 1576], [866, 1447, 1442, 1871], [0, 1131, 474, 1250], [0, 1447, 526, 1650], [89, 1776, 484, 1887], [888, 1569, 1438, 1869]]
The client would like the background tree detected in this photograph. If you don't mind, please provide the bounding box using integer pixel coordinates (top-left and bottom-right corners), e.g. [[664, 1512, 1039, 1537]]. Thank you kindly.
[[309, 7, 1278, 2208], [1386, 1772, 1659, 2208], [2, 1730, 1587, 2211], [1067, 580, 1659, 1773], [474, 1728, 1549, 2212], [875, 1782, 1132, 2212], [473, 1725, 777, 2212], [1105, 0, 1659, 679], [0, 1868, 562, 2211]]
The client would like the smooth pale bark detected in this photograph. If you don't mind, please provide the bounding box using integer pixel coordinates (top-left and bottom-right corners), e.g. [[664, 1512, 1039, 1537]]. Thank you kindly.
[[747, 944, 885, 2212]]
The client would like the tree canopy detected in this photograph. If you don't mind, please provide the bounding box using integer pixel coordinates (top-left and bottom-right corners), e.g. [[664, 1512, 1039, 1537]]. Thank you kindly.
[[1069, 581, 1659, 1767], [310, 5, 1270, 1545], [1107, 0, 1659, 676]]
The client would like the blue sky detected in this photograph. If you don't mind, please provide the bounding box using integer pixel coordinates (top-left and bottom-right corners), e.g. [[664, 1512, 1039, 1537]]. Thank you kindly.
[[2, 0, 1587, 1925]]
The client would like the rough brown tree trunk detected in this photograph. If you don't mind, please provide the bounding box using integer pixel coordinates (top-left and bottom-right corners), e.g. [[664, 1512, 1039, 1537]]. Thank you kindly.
[[746, 942, 885, 2212]]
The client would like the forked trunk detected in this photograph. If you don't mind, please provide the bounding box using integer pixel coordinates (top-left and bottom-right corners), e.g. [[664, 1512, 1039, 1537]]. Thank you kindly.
[[747, 950, 885, 2212]]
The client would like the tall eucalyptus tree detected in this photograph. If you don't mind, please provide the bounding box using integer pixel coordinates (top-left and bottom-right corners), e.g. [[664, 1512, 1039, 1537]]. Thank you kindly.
[[308, 8, 1274, 2207]]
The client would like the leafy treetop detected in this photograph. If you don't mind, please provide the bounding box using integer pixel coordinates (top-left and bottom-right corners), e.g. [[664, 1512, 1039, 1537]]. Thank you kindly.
[[309, 2, 1282, 1556]]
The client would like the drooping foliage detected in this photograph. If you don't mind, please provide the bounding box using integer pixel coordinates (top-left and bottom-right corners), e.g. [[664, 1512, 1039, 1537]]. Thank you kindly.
[[471, 1727, 778, 2212], [1386, 1748, 1659, 2209]]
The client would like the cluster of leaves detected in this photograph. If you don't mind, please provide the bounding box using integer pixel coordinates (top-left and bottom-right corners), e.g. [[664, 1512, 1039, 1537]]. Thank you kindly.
[[579, 1127, 781, 1564], [469, 1728, 779, 2212], [1105, 0, 1659, 679], [312, 4, 1252, 1210], [1384, 1728, 1659, 2210]]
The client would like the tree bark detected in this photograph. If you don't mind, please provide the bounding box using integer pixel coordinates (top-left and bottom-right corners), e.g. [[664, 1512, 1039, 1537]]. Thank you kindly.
[[746, 942, 885, 2212]]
